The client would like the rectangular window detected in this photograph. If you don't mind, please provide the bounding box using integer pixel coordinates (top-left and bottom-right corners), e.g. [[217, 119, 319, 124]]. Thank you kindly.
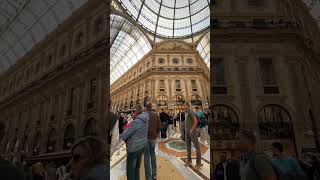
[[191, 80, 197, 91], [259, 58, 279, 94], [212, 58, 225, 85], [259, 58, 276, 85], [172, 58, 179, 64], [89, 78, 96, 101], [158, 58, 164, 64], [159, 80, 165, 89], [175, 80, 181, 91]]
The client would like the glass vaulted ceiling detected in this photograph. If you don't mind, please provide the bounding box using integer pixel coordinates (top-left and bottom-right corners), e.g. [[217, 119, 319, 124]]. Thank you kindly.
[[197, 32, 209, 67], [0, 0, 87, 74], [110, 14, 152, 84], [116, 0, 210, 38], [303, 0, 320, 25]]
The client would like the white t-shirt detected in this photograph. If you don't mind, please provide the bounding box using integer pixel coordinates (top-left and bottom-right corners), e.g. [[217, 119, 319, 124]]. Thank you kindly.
[[222, 161, 227, 180], [56, 166, 68, 180]]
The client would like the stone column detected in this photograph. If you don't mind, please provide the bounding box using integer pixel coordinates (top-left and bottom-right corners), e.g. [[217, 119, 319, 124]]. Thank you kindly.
[[286, 58, 308, 157], [184, 79, 189, 102], [236, 56, 260, 149], [168, 79, 173, 106]]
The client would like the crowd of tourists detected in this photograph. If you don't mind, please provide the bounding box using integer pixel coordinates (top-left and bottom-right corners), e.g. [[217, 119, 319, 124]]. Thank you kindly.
[[112, 102, 208, 180], [0, 136, 109, 180], [212, 130, 320, 180]]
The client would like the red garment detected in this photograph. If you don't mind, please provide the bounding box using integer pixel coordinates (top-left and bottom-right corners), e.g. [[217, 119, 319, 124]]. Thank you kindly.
[[124, 122, 132, 129]]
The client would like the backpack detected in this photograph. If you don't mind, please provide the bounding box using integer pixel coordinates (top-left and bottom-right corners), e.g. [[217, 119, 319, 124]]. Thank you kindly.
[[249, 153, 307, 180]]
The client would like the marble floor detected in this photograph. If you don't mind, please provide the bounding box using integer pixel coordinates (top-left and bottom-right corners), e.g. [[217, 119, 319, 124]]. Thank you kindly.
[[110, 133, 210, 180]]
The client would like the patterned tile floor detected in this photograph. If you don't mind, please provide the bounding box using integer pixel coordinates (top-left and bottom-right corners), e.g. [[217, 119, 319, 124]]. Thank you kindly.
[[111, 133, 210, 180]]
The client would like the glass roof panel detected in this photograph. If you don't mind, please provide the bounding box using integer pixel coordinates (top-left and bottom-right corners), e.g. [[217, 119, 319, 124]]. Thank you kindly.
[[303, 0, 320, 27], [196, 32, 210, 68], [0, 0, 87, 74], [110, 14, 152, 84], [117, 0, 210, 38]]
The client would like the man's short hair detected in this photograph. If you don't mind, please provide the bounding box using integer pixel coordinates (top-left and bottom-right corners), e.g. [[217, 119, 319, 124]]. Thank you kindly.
[[195, 107, 199, 110], [146, 102, 152, 110], [239, 129, 256, 145], [133, 104, 143, 114], [272, 142, 283, 152]]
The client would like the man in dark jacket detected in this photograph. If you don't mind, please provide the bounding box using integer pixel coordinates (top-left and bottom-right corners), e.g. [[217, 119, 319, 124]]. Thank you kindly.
[[159, 109, 170, 138], [144, 102, 161, 180], [213, 151, 240, 180], [226, 151, 240, 180], [213, 153, 228, 180], [0, 156, 25, 180]]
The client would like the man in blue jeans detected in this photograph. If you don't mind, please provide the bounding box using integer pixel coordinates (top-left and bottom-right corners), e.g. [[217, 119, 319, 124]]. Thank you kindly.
[[144, 102, 161, 180], [120, 105, 149, 180]]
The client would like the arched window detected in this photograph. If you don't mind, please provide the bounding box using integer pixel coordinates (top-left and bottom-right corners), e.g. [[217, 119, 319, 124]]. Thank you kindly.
[[156, 95, 168, 106], [63, 124, 75, 150], [174, 95, 185, 106], [84, 118, 96, 136], [33, 132, 41, 155], [211, 105, 239, 139], [258, 105, 293, 139], [46, 128, 57, 153], [174, 94, 185, 112], [191, 94, 202, 106]]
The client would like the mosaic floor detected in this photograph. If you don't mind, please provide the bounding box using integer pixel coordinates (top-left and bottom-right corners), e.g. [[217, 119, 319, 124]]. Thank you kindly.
[[110, 132, 210, 180]]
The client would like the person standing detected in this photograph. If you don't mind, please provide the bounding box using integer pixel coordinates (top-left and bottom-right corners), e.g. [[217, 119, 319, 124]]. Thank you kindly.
[[271, 142, 306, 179], [176, 111, 186, 140], [226, 150, 241, 180], [195, 107, 206, 128], [213, 153, 228, 180], [183, 102, 202, 169], [144, 102, 161, 180], [159, 109, 169, 139], [118, 113, 125, 134], [238, 129, 276, 180], [120, 105, 149, 180]]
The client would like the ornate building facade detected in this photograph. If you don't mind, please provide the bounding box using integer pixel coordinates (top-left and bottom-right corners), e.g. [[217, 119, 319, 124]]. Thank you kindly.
[[110, 41, 210, 114], [210, 0, 320, 168], [0, 0, 108, 162]]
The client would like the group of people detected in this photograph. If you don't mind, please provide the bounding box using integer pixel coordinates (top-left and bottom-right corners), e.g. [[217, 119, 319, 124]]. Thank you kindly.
[[114, 102, 205, 180], [0, 136, 109, 180], [213, 129, 320, 180]]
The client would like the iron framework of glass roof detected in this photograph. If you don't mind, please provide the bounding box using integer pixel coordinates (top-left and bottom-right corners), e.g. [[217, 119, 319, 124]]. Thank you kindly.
[[110, 14, 152, 84], [116, 0, 210, 38], [0, 0, 87, 74], [196, 31, 210, 67], [303, 0, 320, 25]]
